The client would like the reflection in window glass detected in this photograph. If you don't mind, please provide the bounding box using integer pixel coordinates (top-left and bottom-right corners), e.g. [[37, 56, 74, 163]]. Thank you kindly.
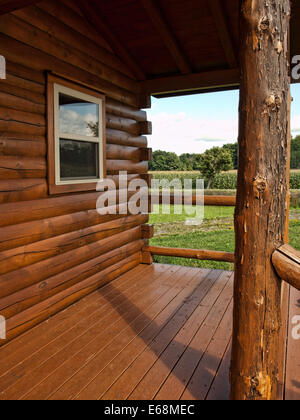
[[60, 139, 99, 180], [59, 93, 99, 137]]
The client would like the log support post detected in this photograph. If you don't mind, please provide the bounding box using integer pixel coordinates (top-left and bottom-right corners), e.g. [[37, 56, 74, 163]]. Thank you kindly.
[[141, 224, 154, 265], [231, 0, 291, 400]]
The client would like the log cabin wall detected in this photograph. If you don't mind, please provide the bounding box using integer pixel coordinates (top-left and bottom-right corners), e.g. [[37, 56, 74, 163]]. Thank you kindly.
[[0, 0, 151, 345]]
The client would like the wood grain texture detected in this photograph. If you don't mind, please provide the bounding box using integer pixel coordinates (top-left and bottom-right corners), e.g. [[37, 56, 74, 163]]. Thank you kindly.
[[144, 245, 235, 263], [0, 3, 150, 343], [231, 0, 291, 400], [272, 245, 300, 291]]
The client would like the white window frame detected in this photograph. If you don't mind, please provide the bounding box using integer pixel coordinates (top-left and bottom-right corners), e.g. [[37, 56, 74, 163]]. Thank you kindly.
[[54, 83, 104, 186]]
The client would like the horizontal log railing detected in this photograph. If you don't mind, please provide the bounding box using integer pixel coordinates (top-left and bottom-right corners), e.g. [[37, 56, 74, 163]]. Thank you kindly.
[[142, 192, 236, 264], [150, 193, 236, 207], [143, 245, 235, 263], [272, 244, 300, 291]]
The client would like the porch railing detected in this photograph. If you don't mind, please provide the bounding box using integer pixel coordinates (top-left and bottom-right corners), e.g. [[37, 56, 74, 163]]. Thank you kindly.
[[142, 193, 236, 265]]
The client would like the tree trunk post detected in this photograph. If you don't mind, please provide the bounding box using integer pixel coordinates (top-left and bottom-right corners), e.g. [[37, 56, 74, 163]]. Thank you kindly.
[[231, 0, 291, 400]]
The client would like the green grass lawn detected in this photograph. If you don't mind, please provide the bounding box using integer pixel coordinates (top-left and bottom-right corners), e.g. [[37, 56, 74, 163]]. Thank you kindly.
[[149, 205, 300, 270]]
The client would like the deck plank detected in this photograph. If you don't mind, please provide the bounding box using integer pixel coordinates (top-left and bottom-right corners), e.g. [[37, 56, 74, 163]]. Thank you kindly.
[[25, 266, 203, 400], [0, 264, 298, 401], [1, 266, 177, 399], [60, 267, 213, 400], [101, 270, 230, 400], [206, 341, 232, 401], [154, 274, 233, 401], [0, 264, 149, 374], [0, 265, 169, 393]]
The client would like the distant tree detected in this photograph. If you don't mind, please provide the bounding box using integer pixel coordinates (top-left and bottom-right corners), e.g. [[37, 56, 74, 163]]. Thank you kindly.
[[291, 136, 300, 169], [222, 143, 239, 169], [179, 154, 194, 171], [199, 147, 233, 189], [179, 153, 202, 171], [149, 150, 182, 171]]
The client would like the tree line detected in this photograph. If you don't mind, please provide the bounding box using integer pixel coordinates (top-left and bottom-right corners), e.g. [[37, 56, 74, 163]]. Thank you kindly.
[[150, 136, 300, 172]]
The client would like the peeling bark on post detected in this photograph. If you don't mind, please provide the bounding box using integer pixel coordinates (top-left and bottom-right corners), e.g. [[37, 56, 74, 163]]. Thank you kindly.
[[231, 0, 291, 400]]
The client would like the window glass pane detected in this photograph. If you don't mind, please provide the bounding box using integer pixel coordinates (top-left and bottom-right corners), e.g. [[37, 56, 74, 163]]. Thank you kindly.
[[59, 93, 99, 137], [60, 139, 99, 180]]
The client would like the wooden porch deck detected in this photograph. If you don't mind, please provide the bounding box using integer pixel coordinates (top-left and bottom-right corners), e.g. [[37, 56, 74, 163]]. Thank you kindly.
[[0, 263, 298, 401]]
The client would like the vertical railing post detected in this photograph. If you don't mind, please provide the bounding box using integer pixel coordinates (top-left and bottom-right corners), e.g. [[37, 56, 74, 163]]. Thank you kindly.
[[231, 0, 291, 400]]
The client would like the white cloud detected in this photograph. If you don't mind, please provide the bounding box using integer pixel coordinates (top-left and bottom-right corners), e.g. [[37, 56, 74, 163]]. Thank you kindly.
[[147, 111, 300, 155], [147, 111, 238, 155], [60, 108, 97, 137], [292, 114, 300, 135]]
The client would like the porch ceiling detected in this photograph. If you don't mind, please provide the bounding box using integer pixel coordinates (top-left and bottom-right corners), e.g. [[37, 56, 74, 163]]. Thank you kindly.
[[1, 0, 300, 96]]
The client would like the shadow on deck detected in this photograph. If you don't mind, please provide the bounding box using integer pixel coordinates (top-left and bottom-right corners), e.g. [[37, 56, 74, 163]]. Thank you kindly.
[[0, 264, 298, 400]]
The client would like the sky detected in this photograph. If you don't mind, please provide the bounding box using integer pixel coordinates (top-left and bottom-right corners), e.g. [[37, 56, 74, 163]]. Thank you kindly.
[[146, 84, 300, 155]]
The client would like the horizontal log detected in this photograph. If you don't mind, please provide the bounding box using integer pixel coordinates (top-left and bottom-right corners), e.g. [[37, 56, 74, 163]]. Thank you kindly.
[[6, 60, 45, 84], [0, 91, 45, 115], [3, 252, 141, 345], [272, 244, 300, 291], [106, 114, 141, 136], [140, 68, 240, 95], [144, 245, 235, 263], [0, 178, 47, 203], [5, 71, 45, 94], [14, 4, 134, 79], [204, 195, 236, 206], [0, 105, 45, 128], [140, 148, 153, 161], [139, 94, 152, 109], [0, 179, 146, 227], [139, 121, 153, 135], [141, 224, 155, 239], [0, 13, 138, 94], [0, 137, 46, 158], [0, 119, 46, 137], [106, 129, 148, 148], [150, 193, 236, 206], [0, 192, 104, 227], [0, 35, 138, 107], [106, 144, 141, 162], [0, 79, 46, 105], [141, 250, 154, 265], [0, 156, 46, 179], [106, 145, 152, 163], [0, 208, 127, 252], [106, 98, 147, 122], [0, 214, 148, 276], [141, 173, 153, 187], [107, 160, 148, 175], [0, 240, 144, 319], [0, 130, 45, 143], [0, 226, 142, 299]]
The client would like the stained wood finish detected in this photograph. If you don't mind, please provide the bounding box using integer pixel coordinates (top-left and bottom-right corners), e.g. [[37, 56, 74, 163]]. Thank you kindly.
[[231, 0, 291, 400], [140, 69, 239, 96], [272, 245, 300, 291], [0, 264, 297, 401], [0, 265, 233, 400], [141, 0, 191, 75], [208, 0, 237, 69], [144, 246, 235, 263], [151, 193, 236, 207], [76, 0, 146, 81], [0, 1, 151, 344]]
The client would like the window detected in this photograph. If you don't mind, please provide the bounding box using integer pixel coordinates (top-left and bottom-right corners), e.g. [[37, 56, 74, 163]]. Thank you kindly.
[[47, 74, 106, 194]]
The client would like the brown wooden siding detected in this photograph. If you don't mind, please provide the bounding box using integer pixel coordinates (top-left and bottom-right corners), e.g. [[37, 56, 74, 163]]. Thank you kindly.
[[0, 0, 151, 345]]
